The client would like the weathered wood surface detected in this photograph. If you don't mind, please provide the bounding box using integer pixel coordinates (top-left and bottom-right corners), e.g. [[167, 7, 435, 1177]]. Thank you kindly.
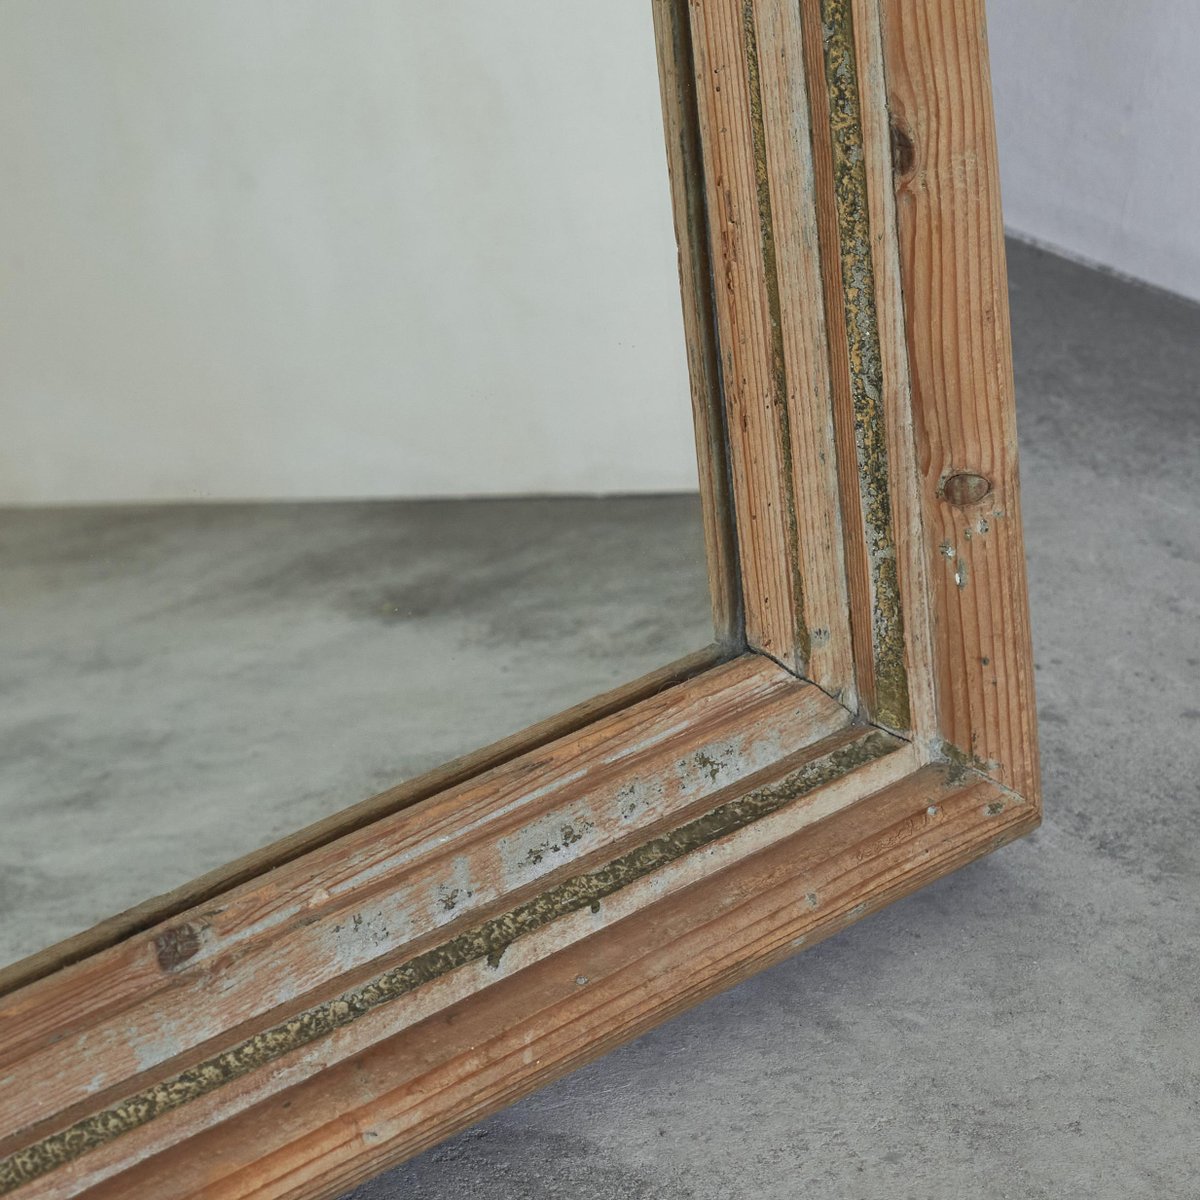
[[2, 659, 887, 1194], [686, 0, 856, 702], [0, 658, 839, 1126], [66, 764, 1036, 1200], [881, 0, 1040, 796], [846, 0, 938, 743]]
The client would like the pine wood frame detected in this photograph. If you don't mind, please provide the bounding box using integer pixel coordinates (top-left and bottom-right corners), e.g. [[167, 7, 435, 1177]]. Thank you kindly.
[[0, 2, 1039, 1195]]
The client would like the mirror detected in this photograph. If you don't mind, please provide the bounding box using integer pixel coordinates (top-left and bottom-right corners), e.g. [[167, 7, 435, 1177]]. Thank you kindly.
[[0, 2, 711, 968]]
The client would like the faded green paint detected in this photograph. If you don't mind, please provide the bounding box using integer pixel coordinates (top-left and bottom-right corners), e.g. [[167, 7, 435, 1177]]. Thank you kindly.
[[0, 730, 900, 1193], [742, 1, 810, 665], [819, 0, 910, 730]]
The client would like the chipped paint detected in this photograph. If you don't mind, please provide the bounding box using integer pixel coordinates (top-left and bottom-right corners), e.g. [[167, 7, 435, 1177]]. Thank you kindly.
[[819, 0, 910, 730], [0, 730, 899, 1193], [617, 781, 645, 822], [427, 856, 478, 930], [510, 814, 594, 871]]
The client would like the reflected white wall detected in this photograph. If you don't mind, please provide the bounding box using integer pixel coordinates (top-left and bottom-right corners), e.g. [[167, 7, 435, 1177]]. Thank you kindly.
[[0, 1, 697, 503]]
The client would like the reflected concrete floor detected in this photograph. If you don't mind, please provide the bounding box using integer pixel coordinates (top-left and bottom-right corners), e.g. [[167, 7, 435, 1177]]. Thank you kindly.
[[348, 242, 1200, 1198], [0, 496, 712, 965]]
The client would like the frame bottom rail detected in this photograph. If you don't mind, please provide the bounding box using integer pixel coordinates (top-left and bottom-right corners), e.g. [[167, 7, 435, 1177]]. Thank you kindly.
[[66, 762, 1035, 1200]]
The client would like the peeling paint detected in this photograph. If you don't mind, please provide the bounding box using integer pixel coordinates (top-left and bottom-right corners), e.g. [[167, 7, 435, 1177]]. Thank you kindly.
[[521, 820, 590, 869]]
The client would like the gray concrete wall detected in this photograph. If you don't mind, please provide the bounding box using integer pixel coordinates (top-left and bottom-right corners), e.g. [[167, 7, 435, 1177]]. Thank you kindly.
[[990, 0, 1200, 301]]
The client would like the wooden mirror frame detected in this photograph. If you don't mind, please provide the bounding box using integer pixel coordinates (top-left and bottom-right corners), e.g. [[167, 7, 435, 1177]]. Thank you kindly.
[[0, 1, 1039, 1196]]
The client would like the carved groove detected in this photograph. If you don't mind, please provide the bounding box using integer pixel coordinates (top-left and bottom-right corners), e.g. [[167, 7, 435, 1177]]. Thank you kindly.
[[742, 0, 810, 664], [818, 0, 911, 729]]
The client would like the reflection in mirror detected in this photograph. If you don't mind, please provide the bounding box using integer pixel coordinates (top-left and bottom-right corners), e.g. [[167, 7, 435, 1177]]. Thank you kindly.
[[0, 3, 710, 967]]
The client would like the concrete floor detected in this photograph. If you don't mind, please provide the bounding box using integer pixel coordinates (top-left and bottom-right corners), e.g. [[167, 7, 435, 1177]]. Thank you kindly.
[[2, 239, 1198, 1195]]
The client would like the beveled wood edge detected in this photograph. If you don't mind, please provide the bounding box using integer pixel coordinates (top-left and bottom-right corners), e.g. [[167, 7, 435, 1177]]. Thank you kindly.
[[0, 644, 731, 1000], [677, 0, 944, 743], [65, 760, 1039, 1200], [653, 0, 744, 646], [848, 0, 940, 747], [0, 635, 1046, 1200]]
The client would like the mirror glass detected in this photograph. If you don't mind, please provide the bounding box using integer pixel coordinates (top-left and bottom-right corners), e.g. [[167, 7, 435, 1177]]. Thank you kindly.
[[0, 2, 710, 966]]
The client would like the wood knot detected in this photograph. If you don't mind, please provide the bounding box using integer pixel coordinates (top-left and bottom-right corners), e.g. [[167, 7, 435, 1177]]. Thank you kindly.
[[154, 923, 203, 971], [941, 472, 992, 507], [889, 116, 916, 178]]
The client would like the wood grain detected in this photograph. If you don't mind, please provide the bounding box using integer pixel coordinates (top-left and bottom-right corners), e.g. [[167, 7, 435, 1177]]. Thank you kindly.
[[652, 0, 742, 645], [686, 0, 856, 701], [66, 763, 1038, 1200], [0, 659, 840, 1130], [796, 0, 880, 715], [880, 0, 1041, 797], [8, 725, 917, 1200]]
